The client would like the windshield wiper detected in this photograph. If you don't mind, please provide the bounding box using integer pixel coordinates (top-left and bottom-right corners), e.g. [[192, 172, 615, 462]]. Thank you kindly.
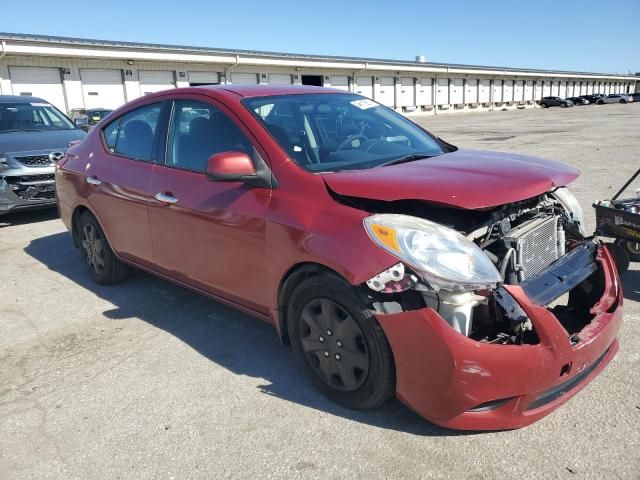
[[380, 153, 435, 167]]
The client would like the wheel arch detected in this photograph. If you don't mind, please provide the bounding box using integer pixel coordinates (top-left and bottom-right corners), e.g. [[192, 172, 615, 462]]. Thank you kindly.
[[277, 262, 355, 345]]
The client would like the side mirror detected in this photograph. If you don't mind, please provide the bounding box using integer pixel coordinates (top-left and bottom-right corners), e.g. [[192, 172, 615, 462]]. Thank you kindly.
[[206, 151, 257, 183]]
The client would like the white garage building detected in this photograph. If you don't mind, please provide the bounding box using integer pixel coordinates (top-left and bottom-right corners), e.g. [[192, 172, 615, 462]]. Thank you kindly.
[[0, 33, 637, 115]]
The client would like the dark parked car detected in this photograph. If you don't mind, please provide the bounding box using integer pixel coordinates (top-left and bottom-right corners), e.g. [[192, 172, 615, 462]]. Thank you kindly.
[[68, 108, 113, 131], [56, 85, 622, 431], [0, 95, 85, 214], [580, 94, 604, 104], [567, 96, 589, 105], [539, 96, 573, 108]]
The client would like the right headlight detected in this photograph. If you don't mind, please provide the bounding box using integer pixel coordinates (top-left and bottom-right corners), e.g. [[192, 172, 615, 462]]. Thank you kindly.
[[552, 187, 587, 236], [364, 214, 502, 291]]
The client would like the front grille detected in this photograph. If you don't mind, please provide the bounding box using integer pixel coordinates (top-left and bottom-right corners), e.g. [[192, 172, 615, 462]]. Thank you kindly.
[[5, 174, 55, 184], [505, 216, 560, 281], [14, 155, 53, 167], [4, 174, 56, 201]]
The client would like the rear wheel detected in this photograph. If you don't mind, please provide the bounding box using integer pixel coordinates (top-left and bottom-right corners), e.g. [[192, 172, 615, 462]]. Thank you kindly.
[[560, 103, 567, 108], [616, 239, 640, 262], [78, 212, 131, 284], [287, 274, 395, 410], [540, 103, 548, 108], [620, 99, 626, 104]]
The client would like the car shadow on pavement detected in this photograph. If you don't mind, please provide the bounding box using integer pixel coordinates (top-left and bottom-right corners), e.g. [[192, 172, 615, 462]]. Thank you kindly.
[[621, 269, 640, 302], [0, 207, 58, 227], [25, 231, 476, 438]]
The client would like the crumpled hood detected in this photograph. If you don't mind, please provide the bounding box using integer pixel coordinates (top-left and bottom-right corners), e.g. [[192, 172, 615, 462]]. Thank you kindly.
[[0, 129, 86, 154], [322, 149, 580, 209]]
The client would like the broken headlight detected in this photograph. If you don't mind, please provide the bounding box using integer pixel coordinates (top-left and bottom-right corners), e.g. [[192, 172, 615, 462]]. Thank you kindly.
[[552, 187, 587, 236], [364, 214, 502, 291]]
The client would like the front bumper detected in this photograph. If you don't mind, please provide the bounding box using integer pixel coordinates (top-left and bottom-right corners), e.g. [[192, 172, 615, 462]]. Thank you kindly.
[[0, 166, 57, 214], [376, 242, 623, 430]]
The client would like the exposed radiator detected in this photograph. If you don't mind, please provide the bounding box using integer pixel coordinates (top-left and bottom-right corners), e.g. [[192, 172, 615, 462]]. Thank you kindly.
[[504, 216, 560, 281]]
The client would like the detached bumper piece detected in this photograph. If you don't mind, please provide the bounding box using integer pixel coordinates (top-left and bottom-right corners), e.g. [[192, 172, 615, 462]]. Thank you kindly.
[[376, 241, 623, 430]]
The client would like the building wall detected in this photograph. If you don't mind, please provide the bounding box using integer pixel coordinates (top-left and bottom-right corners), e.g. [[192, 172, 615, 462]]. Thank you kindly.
[[0, 49, 636, 115]]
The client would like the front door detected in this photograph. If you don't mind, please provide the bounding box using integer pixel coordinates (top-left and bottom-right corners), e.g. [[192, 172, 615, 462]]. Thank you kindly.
[[147, 97, 272, 313]]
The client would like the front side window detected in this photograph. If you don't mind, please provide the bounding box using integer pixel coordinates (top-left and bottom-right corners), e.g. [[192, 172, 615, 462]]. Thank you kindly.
[[0, 102, 75, 132], [102, 103, 161, 161], [166, 100, 252, 172], [243, 93, 446, 172]]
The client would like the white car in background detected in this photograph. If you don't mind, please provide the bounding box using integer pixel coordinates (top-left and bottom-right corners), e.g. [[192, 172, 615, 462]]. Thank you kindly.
[[597, 94, 633, 104]]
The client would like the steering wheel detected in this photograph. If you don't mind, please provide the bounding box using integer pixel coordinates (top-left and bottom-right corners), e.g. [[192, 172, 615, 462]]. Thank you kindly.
[[335, 134, 369, 152]]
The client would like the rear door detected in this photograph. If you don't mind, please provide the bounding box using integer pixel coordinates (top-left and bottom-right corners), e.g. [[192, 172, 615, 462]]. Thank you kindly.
[[85, 101, 166, 265], [147, 95, 272, 312]]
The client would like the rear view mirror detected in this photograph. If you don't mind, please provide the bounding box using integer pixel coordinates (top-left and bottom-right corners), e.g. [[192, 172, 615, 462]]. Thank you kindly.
[[206, 151, 257, 182]]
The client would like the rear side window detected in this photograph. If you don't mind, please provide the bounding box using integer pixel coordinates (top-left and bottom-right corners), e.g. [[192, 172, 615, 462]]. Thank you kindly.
[[101, 103, 162, 161]]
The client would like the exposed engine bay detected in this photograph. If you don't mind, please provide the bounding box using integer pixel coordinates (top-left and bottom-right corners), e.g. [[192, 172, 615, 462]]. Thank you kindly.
[[336, 189, 608, 346]]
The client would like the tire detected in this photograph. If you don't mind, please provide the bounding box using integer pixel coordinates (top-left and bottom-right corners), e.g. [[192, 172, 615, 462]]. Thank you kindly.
[[597, 100, 604, 105], [560, 103, 567, 108], [287, 273, 395, 410], [615, 239, 640, 262], [540, 103, 547, 108], [606, 242, 630, 273], [78, 212, 131, 284], [620, 99, 626, 104]]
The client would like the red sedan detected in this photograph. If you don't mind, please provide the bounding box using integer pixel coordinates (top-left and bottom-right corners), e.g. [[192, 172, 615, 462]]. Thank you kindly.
[[55, 85, 623, 430]]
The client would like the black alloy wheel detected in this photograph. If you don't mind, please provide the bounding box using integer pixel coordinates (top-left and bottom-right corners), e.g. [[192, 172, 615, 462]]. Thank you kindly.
[[616, 239, 640, 262], [77, 212, 131, 284]]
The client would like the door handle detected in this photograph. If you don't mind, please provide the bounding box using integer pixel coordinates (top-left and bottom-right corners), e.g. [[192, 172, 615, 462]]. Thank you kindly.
[[155, 192, 178, 205], [86, 176, 102, 186]]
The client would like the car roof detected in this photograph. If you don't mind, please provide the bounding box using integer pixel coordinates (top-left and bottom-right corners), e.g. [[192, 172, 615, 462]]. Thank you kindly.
[[194, 84, 346, 98], [0, 94, 47, 104]]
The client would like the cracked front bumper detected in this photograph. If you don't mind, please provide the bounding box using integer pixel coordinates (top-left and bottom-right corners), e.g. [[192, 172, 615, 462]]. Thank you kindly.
[[376, 243, 623, 430]]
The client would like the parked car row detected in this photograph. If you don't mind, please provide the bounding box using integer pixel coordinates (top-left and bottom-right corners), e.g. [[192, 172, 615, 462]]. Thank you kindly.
[[539, 93, 635, 108]]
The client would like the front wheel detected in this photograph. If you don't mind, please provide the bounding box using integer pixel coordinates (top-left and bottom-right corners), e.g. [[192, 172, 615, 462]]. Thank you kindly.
[[78, 212, 131, 284], [287, 274, 395, 410], [620, 99, 626, 104], [560, 103, 567, 108]]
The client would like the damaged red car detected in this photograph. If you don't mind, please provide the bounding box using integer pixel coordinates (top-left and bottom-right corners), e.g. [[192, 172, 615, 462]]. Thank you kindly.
[[56, 85, 623, 430]]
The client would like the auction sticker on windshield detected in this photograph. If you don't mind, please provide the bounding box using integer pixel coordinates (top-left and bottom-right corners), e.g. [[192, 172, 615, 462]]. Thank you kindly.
[[350, 99, 378, 110]]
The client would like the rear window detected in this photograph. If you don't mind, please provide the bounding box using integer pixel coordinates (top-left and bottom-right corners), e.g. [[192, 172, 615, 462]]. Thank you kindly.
[[101, 103, 162, 161]]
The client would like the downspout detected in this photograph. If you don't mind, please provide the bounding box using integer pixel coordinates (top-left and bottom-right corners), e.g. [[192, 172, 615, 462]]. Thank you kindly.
[[224, 54, 240, 84], [0, 41, 7, 61], [351, 62, 368, 94]]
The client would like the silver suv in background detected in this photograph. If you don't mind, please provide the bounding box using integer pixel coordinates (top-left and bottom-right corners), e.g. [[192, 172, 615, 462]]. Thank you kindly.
[[0, 96, 85, 215]]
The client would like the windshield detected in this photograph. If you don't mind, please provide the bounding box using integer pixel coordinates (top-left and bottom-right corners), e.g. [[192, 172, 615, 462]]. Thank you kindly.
[[243, 93, 446, 172], [0, 102, 75, 133]]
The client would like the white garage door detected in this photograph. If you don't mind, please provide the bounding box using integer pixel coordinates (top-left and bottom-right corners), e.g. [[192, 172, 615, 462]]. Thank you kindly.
[[231, 72, 258, 84], [514, 81, 524, 101], [542, 81, 551, 97], [534, 81, 543, 100], [188, 71, 219, 85], [139, 71, 175, 95], [503, 80, 514, 102], [450, 78, 464, 105], [400, 77, 415, 107], [417, 78, 433, 106], [436, 78, 449, 105], [465, 79, 478, 104], [378, 77, 395, 107], [330, 75, 349, 91], [9, 66, 66, 111], [559, 81, 567, 98], [355, 76, 373, 99], [479, 79, 491, 103], [493, 79, 503, 103], [551, 81, 560, 96], [269, 74, 292, 85], [525, 80, 534, 101], [80, 69, 125, 110]]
